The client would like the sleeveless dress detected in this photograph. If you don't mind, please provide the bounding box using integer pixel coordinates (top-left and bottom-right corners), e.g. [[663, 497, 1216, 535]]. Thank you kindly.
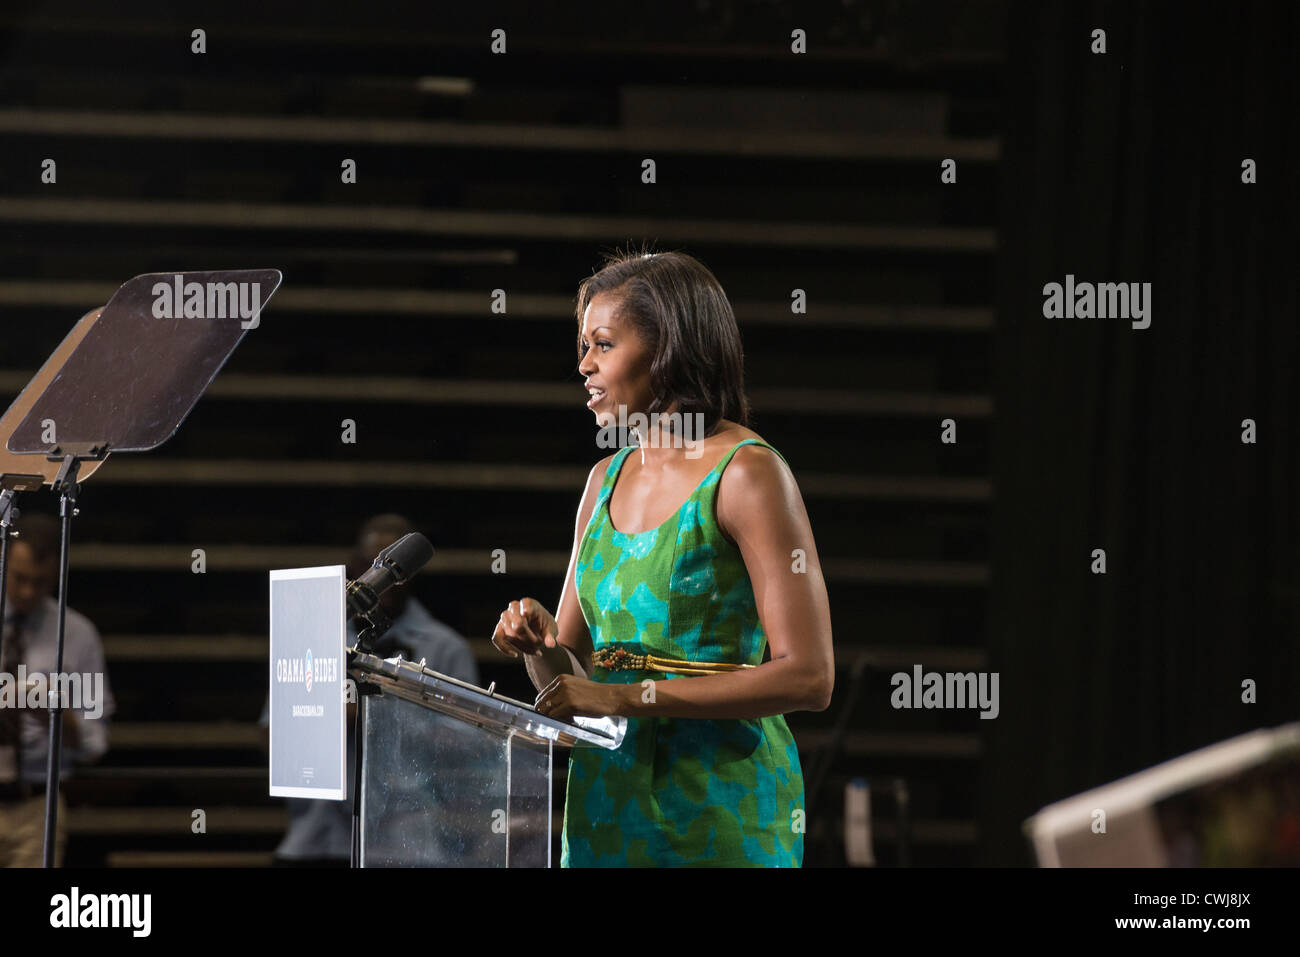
[[561, 438, 806, 867]]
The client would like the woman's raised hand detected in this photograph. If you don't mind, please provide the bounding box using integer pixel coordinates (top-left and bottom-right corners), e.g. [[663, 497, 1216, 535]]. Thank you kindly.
[[490, 597, 560, 658]]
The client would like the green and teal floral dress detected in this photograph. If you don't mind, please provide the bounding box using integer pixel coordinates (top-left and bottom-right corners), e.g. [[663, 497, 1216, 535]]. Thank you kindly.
[[562, 438, 805, 867]]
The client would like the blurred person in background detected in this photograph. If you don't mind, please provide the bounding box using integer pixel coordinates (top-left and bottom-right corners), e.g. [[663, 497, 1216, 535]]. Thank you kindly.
[[259, 513, 477, 865], [0, 512, 115, 867]]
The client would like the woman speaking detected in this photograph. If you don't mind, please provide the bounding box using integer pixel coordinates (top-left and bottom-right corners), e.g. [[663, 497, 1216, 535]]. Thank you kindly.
[[491, 248, 834, 867]]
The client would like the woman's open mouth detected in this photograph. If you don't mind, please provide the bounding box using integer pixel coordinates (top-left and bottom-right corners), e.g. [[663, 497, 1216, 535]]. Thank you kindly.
[[586, 388, 607, 409]]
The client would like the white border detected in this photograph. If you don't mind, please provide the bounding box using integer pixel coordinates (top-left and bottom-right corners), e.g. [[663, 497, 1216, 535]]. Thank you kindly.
[[268, 564, 348, 800]]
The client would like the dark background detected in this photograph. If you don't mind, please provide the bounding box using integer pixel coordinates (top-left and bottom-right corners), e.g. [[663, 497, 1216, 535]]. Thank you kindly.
[[0, 0, 1293, 866], [984, 0, 1298, 864]]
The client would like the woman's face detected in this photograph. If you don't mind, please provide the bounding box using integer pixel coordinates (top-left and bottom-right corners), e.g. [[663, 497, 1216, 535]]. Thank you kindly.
[[578, 293, 659, 430]]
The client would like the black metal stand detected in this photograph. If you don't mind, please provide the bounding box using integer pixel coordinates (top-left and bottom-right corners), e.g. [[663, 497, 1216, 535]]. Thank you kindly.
[[348, 612, 394, 868], [41, 445, 106, 868], [803, 653, 913, 866], [348, 673, 373, 868], [805, 652, 871, 818]]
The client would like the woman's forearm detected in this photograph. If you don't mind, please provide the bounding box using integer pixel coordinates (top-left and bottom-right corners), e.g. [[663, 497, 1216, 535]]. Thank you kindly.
[[613, 654, 829, 720]]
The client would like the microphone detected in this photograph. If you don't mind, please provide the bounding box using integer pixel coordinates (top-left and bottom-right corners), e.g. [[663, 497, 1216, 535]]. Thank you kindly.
[[345, 532, 434, 622]]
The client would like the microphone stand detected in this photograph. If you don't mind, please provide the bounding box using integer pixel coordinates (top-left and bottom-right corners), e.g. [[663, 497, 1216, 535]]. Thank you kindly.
[[803, 653, 914, 867], [805, 652, 871, 819], [338, 534, 431, 867], [348, 607, 393, 868]]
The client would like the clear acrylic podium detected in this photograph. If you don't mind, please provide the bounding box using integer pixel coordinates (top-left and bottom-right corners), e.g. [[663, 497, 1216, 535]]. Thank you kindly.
[[349, 650, 625, 867]]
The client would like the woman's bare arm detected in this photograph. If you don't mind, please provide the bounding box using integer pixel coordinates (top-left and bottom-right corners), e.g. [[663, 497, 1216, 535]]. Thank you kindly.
[[606, 443, 834, 718], [523, 455, 611, 690]]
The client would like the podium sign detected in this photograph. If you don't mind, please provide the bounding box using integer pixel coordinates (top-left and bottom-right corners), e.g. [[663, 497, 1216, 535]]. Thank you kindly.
[[268, 566, 348, 799]]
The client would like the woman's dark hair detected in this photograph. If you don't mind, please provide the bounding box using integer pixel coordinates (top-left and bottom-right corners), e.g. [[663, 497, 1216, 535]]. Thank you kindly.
[[574, 243, 751, 436]]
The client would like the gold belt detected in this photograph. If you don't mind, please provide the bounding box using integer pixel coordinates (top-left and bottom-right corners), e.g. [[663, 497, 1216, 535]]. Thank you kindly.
[[591, 645, 755, 675]]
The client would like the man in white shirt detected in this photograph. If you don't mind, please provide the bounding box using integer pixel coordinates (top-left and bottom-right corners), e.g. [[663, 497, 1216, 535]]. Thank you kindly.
[[0, 512, 115, 867]]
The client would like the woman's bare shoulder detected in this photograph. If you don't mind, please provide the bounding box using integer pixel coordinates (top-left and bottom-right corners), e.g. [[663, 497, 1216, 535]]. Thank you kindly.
[[588, 451, 619, 484], [711, 420, 764, 449]]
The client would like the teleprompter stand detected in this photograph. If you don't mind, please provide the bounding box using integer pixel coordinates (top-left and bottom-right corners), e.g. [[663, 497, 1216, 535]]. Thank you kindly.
[[0, 269, 282, 866], [1, 306, 108, 671]]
